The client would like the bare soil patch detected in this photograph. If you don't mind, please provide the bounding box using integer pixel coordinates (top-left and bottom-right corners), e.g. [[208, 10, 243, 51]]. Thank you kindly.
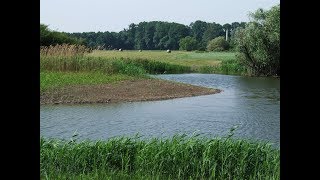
[[40, 78, 221, 105]]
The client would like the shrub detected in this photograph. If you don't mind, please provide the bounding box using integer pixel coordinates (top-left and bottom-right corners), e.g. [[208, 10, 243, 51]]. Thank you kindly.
[[179, 36, 198, 51], [207, 36, 229, 52]]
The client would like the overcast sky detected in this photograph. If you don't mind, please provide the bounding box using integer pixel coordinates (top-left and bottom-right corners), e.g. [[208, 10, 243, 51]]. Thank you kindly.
[[40, 0, 280, 33]]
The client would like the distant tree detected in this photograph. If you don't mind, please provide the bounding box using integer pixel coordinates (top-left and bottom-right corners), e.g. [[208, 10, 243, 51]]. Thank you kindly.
[[153, 22, 171, 49], [179, 36, 198, 51], [207, 36, 229, 51], [202, 23, 224, 45], [234, 4, 280, 76], [190, 20, 208, 41], [40, 24, 83, 46], [167, 23, 190, 49]]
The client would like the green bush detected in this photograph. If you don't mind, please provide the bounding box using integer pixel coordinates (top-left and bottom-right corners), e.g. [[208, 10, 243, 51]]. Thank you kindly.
[[207, 36, 230, 52], [179, 36, 198, 51]]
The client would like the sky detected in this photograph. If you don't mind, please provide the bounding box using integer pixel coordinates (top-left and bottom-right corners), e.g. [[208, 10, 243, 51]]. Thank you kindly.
[[40, 0, 280, 33]]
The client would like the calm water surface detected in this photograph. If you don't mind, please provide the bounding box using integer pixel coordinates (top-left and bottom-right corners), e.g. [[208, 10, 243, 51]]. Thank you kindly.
[[40, 74, 280, 146]]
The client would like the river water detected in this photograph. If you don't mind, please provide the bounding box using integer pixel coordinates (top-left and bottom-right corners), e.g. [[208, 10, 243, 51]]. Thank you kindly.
[[40, 74, 280, 146]]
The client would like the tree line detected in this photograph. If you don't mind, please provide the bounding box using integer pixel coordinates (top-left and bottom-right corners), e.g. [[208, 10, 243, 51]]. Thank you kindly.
[[40, 24, 85, 46], [66, 21, 246, 51]]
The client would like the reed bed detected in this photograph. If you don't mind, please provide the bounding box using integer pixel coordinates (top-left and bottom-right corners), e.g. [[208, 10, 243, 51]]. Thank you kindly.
[[40, 44, 92, 57], [40, 45, 246, 75], [40, 45, 191, 75], [40, 135, 279, 179], [199, 59, 246, 75]]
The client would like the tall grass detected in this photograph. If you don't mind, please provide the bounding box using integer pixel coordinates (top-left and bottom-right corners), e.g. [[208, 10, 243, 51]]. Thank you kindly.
[[199, 59, 246, 75], [41, 135, 279, 179], [120, 58, 192, 74], [40, 45, 191, 75], [40, 44, 92, 57]]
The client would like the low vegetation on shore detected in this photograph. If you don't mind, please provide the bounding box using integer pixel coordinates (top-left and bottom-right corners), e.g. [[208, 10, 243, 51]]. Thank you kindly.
[[41, 135, 279, 179], [40, 45, 221, 104]]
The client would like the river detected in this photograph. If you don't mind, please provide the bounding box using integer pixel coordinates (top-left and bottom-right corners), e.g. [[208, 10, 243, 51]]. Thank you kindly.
[[40, 73, 280, 146]]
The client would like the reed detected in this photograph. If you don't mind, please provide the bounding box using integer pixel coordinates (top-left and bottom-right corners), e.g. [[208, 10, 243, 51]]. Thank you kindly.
[[40, 45, 191, 75], [40, 44, 91, 57], [40, 135, 279, 179], [199, 59, 246, 75]]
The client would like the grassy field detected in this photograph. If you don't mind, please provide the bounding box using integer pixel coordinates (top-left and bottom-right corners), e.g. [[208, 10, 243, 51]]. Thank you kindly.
[[41, 135, 279, 180], [88, 50, 236, 69]]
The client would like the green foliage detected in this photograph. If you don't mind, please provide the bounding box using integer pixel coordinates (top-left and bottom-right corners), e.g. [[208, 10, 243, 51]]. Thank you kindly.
[[124, 58, 192, 74], [179, 36, 198, 51], [199, 59, 246, 75], [234, 4, 280, 76], [40, 24, 84, 46], [207, 36, 230, 52], [41, 135, 279, 179], [67, 20, 245, 51]]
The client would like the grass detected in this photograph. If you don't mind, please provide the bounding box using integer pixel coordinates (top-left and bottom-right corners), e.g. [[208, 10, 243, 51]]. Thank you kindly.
[[40, 71, 137, 93], [88, 50, 236, 69], [40, 135, 280, 180], [40, 45, 246, 93]]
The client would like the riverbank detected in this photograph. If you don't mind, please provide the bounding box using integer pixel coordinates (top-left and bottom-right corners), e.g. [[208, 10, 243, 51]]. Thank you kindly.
[[41, 78, 220, 105]]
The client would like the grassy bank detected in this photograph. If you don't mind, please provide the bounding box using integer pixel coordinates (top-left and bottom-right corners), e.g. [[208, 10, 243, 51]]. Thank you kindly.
[[87, 50, 246, 75], [41, 135, 279, 179], [40, 72, 136, 93], [40, 45, 219, 104], [88, 50, 246, 75], [88, 50, 236, 67], [40, 46, 246, 85]]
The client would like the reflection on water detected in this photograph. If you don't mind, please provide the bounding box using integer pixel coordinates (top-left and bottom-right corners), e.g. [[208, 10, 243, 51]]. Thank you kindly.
[[40, 74, 280, 146]]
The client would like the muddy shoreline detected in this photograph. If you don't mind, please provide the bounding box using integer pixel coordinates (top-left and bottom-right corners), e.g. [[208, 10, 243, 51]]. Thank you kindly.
[[40, 79, 221, 105]]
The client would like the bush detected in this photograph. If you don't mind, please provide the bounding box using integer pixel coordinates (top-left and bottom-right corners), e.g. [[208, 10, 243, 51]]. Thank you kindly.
[[179, 36, 198, 51], [207, 36, 229, 52]]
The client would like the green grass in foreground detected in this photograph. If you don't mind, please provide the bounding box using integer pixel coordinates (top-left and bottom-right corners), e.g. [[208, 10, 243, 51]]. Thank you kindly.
[[40, 71, 137, 93], [40, 135, 280, 180]]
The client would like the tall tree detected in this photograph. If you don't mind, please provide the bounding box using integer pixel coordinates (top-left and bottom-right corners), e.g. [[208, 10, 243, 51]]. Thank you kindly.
[[190, 20, 208, 42], [235, 4, 280, 76]]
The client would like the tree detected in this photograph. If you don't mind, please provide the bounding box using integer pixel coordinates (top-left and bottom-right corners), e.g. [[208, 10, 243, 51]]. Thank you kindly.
[[202, 23, 224, 45], [179, 36, 198, 51], [40, 24, 84, 46], [207, 36, 229, 51], [234, 4, 280, 76], [190, 20, 208, 41]]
